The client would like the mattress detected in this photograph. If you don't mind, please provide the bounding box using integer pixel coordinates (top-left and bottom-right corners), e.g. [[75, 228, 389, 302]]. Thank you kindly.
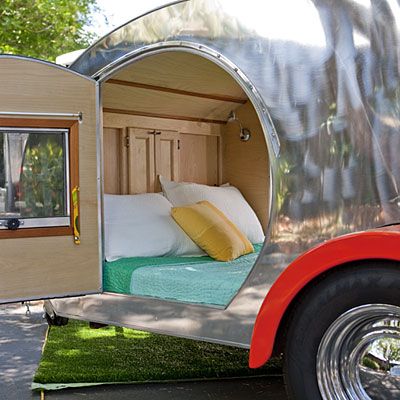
[[103, 244, 263, 306]]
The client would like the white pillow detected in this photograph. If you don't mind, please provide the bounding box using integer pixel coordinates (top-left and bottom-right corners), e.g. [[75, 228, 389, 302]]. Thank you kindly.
[[104, 193, 204, 261], [159, 177, 265, 244]]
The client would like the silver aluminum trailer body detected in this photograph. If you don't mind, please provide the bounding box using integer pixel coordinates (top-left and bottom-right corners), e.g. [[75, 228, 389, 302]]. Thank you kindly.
[[47, 0, 400, 350]]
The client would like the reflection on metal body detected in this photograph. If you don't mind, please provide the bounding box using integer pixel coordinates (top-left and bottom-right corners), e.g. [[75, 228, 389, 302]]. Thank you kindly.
[[317, 304, 400, 400], [51, 0, 400, 360]]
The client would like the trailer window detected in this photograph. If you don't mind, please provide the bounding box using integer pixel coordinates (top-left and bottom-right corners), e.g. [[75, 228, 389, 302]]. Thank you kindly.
[[0, 120, 79, 238]]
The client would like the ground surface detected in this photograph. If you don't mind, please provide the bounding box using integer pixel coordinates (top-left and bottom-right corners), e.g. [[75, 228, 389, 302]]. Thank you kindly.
[[0, 302, 288, 400], [34, 320, 282, 384], [0, 302, 47, 400]]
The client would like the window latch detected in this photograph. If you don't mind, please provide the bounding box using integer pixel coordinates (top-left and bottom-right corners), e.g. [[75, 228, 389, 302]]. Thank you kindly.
[[0, 218, 23, 230]]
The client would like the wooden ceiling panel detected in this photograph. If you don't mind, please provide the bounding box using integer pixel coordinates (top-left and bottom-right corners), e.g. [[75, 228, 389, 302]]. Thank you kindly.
[[103, 83, 243, 123], [112, 51, 247, 100]]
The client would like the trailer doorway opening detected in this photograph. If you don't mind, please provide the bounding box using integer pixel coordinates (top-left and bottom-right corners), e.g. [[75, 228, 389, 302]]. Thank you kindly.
[[101, 50, 270, 307]]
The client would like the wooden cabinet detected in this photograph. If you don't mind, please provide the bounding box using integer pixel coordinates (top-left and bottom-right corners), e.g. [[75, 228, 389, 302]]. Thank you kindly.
[[127, 128, 157, 194], [119, 128, 179, 194], [154, 130, 179, 191], [103, 117, 221, 195]]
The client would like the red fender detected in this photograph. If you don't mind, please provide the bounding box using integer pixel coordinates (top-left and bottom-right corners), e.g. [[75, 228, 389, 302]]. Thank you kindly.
[[249, 227, 400, 368]]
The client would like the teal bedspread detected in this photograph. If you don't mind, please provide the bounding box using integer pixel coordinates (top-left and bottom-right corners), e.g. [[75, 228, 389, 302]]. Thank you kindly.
[[103, 244, 262, 306]]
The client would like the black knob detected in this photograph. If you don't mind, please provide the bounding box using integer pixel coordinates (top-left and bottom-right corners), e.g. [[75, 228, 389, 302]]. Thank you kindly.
[[7, 218, 20, 230]]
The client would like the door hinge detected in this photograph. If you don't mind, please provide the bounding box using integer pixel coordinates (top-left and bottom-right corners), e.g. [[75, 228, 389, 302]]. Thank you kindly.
[[177, 139, 180, 150], [125, 135, 130, 147]]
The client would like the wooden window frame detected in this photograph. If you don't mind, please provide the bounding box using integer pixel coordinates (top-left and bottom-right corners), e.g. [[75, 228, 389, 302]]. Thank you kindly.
[[0, 118, 79, 239]]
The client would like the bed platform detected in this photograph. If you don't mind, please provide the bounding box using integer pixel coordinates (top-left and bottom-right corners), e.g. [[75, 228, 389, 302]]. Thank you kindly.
[[103, 244, 263, 307]]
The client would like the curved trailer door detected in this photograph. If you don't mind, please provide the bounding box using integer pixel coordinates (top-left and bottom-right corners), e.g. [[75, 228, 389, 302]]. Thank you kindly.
[[0, 56, 101, 303]]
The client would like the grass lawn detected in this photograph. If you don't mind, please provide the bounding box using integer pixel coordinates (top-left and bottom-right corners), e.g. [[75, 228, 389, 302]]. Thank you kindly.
[[33, 320, 282, 385]]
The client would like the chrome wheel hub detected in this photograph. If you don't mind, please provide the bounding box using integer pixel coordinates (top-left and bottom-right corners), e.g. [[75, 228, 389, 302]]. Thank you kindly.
[[317, 304, 400, 400]]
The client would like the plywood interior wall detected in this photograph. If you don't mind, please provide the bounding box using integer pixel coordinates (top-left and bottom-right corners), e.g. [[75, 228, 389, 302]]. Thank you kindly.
[[114, 52, 246, 98], [222, 102, 270, 232], [178, 133, 219, 185]]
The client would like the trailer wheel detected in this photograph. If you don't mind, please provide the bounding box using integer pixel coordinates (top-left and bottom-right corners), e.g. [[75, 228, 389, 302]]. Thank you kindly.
[[45, 312, 69, 327], [283, 263, 400, 400]]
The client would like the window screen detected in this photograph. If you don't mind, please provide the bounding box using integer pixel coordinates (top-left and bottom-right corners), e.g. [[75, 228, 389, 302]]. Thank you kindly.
[[0, 127, 70, 229]]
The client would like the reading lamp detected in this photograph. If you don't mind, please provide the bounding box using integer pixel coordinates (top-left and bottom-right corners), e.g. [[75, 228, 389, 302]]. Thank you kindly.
[[227, 111, 251, 142]]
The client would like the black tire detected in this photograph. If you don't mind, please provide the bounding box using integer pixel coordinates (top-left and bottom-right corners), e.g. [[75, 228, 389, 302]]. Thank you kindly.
[[45, 312, 69, 327], [283, 262, 400, 400]]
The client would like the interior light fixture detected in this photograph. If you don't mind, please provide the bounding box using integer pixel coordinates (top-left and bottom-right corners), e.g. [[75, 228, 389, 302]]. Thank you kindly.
[[227, 111, 251, 142]]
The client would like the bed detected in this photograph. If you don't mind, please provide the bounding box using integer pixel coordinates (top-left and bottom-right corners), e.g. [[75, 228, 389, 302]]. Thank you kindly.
[[103, 243, 263, 307]]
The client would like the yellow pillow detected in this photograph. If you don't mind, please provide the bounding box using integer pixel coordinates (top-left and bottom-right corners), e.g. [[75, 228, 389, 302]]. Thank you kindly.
[[171, 201, 254, 261]]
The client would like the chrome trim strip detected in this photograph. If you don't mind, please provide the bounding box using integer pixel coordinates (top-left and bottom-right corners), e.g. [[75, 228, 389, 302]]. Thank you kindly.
[[0, 217, 70, 229], [64, 129, 70, 217], [0, 127, 69, 133], [95, 81, 104, 292], [0, 111, 83, 121]]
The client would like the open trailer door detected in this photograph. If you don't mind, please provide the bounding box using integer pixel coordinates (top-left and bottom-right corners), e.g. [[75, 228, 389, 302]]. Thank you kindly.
[[0, 56, 101, 303]]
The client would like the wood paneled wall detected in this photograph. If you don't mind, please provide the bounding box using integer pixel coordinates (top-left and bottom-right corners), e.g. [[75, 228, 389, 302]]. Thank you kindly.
[[221, 102, 270, 232], [178, 133, 220, 186], [103, 113, 222, 193]]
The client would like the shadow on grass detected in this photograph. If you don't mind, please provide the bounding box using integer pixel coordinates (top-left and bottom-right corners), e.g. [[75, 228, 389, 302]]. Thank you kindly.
[[34, 321, 282, 384]]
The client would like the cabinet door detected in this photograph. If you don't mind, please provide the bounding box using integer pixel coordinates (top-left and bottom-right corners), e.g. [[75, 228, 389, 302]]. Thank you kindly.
[[0, 56, 100, 303], [127, 128, 156, 193], [154, 130, 179, 191]]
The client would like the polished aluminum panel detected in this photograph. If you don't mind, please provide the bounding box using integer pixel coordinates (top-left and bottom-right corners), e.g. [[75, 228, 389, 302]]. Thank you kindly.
[[54, 0, 400, 348]]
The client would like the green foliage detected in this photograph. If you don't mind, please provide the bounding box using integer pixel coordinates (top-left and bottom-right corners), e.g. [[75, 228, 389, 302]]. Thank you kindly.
[[377, 338, 400, 365], [0, 0, 98, 61], [20, 137, 65, 217], [362, 357, 380, 371]]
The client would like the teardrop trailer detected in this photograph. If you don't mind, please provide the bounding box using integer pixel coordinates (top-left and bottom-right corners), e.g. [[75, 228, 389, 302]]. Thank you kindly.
[[1, 0, 400, 398]]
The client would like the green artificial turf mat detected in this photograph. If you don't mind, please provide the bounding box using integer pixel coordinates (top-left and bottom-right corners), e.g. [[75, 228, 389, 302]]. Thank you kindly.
[[33, 320, 282, 388]]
